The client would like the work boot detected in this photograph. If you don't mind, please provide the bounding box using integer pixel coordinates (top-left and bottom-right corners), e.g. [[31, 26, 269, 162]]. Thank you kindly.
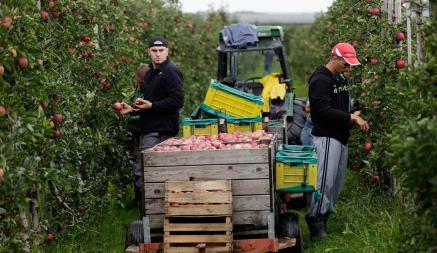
[[305, 215, 327, 241]]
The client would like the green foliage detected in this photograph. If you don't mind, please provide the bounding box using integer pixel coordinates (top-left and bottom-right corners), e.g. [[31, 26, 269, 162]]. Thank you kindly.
[[284, 0, 436, 251], [0, 0, 227, 251]]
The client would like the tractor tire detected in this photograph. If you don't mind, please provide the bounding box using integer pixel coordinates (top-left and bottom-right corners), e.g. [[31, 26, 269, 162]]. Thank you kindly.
[[125, 220, 143, 248], [278, 213, 304, 253], [287, 98, 307, 145]]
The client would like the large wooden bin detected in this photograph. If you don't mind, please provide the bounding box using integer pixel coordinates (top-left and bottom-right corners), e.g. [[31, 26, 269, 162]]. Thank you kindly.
[[142, 138, 276, 238]]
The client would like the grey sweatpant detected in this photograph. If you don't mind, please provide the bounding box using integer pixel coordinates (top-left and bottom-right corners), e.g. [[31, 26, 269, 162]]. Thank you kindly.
[[307, 136, 348, 217], [135, 132, 171, 190]]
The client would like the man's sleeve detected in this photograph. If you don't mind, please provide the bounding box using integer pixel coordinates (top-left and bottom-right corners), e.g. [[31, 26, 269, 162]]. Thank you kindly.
[[309, 77, 350, 127], [150, 68, 184, 112]]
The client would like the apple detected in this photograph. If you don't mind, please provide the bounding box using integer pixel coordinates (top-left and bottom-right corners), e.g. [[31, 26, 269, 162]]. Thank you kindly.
[[18, 58, 29, 69], [0, 167, 4, 178], [49, 120, 55, 129], [42, 11, 49, 20], [396, 59, 406, 69], [2, 17, 12, 28], [55, 114, 63, 124], [120, 55, 127, 62], [360, 92, 367, 97], [372, 100, 381, 106], [53, 129, 61, 138], [67, 48, 76, 55], [10, 48, 17, 58], [371, 175, 380, 182], [395, 32, 405, 41], [37, 59, 43, 65], [351, 163, 360, 172], [48, 1, 55, 9], [114, 102, 123, 111], [0, 65, 4, 76], [82, 36, 91, 43], [41, 101, 49, 109], [364, 142, 373, 153], [47, 232, 54, 241], [370, 57, 378, 65], [52, 11, 59, 18], [368, 7, 380, 15], [0, 105, 7, 117]]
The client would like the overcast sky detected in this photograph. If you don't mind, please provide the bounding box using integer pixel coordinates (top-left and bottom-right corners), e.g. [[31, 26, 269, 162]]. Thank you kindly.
[[179, 0, 334, 13]]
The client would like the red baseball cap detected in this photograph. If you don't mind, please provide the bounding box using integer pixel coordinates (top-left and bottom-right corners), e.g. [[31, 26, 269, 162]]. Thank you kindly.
[[331, 42, 360, 66]]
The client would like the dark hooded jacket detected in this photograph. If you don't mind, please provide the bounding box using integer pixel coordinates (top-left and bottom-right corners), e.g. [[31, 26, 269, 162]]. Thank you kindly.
[[308, 66, 351, 145]]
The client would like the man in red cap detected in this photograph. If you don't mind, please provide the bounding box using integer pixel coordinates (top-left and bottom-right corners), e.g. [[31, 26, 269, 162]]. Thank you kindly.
[[305, 42, 369, 240]]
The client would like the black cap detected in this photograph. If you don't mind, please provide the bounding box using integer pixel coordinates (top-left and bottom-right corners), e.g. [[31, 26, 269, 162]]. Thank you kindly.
[[148, 36, 168, 48]]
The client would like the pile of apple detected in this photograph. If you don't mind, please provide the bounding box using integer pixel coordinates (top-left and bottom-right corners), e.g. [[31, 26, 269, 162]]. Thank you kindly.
[[152, 130, 273, 152]]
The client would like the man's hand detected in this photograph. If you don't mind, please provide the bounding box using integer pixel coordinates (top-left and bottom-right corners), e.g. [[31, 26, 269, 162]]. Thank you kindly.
[[351, 112, 369, 132], [118, 102, 133, 115], [133, 98, 152, 111]]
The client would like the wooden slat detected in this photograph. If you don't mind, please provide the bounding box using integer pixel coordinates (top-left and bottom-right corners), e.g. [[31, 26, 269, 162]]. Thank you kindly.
[[164, 234, 232, 243], [165, 204, 232, 216], [144, 164, 269, 183], [165, 180, 231, 192], [148, 211, 270, 229], [143, 148, 269, 167], [164, 223, 232, 232], [145, 179, 270, 198], [146, 195, 270, 215], [165, 246, 232, 253], [166, 192, 232, 204]]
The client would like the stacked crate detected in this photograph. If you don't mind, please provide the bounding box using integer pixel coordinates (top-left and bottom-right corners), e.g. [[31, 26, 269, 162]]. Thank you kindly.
[[164, 180, 233, 253]]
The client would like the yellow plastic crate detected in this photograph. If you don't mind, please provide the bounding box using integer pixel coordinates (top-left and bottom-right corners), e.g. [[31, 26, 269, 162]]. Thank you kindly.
[[275, 162, 317, 191], [226, 121, 263, 134], [202, 81, 264, 119], [182, 119, 219, 137]]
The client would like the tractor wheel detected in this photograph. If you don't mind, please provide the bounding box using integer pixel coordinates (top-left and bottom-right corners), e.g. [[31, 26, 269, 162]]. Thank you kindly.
[[287, 98, 307, 145], [125, 220, 144, 248], [278, 213, 304, 253]]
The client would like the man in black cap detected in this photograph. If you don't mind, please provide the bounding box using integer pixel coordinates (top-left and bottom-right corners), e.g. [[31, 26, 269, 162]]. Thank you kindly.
[[119, 36, 184, 212]]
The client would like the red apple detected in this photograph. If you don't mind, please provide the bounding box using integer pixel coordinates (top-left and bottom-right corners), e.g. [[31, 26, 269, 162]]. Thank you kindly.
[[370, 57, 378, 65], [82, 36, 91, 43], [364, 142, 373, 153], [42, 11, 49, 20], [0, 65, 4, 76], [18, 58, 29, 69], [368, 7, 380, 15], [114, 102, 123, 111], [37, 59, 43, 65], [53, 129, 61, 138], [52, 11, 59, 18], [47, 232, 55, 241], [0, 105, 6, 117], [371, 175, 380, 182], [48, 1, 55, 9], [351, 163, 360, 172], [120, 55, 127, 62], [55, 114, 63, 124], [2, 17, 12, 28], [0, 167, 4, 177], [396, 59, 406, 69], [49, 120, 55, 129], [395, 32, 405, 41]]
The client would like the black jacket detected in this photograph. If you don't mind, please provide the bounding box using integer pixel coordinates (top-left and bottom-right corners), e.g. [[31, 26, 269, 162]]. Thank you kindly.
[[308, 66, 351, 145], [135, 59, 184, 135]]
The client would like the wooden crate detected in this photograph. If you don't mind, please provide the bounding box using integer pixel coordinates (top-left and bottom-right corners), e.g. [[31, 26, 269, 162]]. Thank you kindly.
[[142, 137, 277, 238], [164, 180, 233, 253]]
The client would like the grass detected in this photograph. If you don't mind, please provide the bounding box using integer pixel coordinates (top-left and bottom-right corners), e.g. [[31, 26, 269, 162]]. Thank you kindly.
[[28, 171, 408, 253], [33, 197, 139, 253], [300, 171, 407, 253]]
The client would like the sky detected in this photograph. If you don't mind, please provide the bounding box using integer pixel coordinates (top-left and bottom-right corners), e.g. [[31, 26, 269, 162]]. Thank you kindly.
[[179, 0, 334, 13]]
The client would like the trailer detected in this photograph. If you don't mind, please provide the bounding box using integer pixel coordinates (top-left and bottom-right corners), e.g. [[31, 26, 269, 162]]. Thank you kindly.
[[125, 134, 305, 252]]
